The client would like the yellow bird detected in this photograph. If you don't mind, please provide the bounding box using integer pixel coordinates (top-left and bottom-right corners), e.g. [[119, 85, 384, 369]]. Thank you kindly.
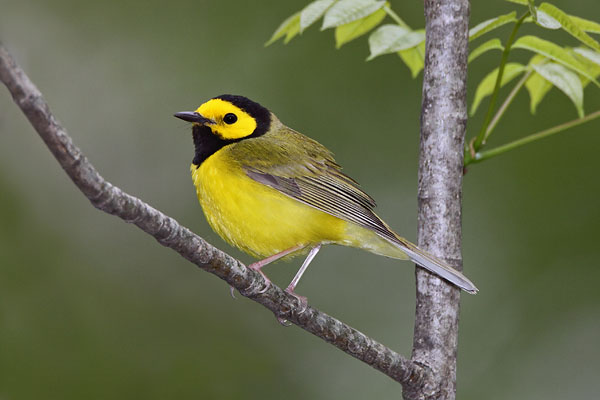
[[175, 95, 477, 299]]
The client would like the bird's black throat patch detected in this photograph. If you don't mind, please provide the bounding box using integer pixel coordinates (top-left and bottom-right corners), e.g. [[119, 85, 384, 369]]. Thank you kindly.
[[192, 124, 233, 166], [192, 123, 268, 167]]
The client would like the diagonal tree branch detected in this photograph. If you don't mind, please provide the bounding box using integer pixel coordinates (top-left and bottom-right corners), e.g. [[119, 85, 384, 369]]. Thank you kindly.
[[0, 43, 428, 391]]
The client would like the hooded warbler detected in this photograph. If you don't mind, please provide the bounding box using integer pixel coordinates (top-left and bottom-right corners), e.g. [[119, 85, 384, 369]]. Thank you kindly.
[[175, 95, 477, 297]]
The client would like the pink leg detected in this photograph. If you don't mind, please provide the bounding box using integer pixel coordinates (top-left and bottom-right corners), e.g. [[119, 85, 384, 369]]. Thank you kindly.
[[283, 244, 322, 312], [286, 244, 321, 294], [242, 244, 306, 295], [248, 243, 305, 272]]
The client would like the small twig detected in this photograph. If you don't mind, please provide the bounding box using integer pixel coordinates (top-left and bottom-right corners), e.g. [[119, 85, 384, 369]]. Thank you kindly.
[[0, 43, 426, 389], [484, 69, 532, 142], [472, 11, 529, 152], [465, 69, 531, 165], [384, 5, 410, 29], [466, 109, 600, 165]]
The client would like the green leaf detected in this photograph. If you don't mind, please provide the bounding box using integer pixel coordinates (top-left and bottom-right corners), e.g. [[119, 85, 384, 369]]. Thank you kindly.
[[532, 62, 584, 117], [574, 47, 600, 67], [367, 25, 425, 60], [468, 38, 504, 63], [266, 12, 301, 46], [397, 40, 426, 78], [300, 0, 337, 32], [512, 35, 600, 86], [526, 71, 553, 114], [538, 3, 600, 52], [528, 53, 548, 65], [322, 0, 386, 29], [569, 15, 600, 34], [525, 55, 553, 114], [469, 12, 517, 41], [368, 25, 409, 59], [335, 6, 386, 48], [508, 0, 600, 33], [571, 48, 600, 88], [532, 9, 561, 29], [528, 0, 538, 22], [471, 63, 526, 115], [505, 0, 527, 5]]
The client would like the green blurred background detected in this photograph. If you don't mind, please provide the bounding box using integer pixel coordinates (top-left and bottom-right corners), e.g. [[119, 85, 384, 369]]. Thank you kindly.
[[1, 0, 599, 398]]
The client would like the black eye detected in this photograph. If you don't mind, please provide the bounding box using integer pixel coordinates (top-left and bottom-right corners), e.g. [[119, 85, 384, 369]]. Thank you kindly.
[[223, 113, 237, 124]]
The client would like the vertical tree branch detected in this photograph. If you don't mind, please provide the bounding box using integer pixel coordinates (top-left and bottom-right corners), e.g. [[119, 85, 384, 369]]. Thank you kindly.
[[408, 1, 470, 399]]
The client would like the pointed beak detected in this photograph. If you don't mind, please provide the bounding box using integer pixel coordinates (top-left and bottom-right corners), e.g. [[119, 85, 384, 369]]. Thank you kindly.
[[173, 111, 215, 125]]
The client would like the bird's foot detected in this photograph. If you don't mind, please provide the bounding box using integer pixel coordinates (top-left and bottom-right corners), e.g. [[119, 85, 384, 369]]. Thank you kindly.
[[247, 262, 272, 294], [285, 287, 308, 315], [276, 289, 308, 326]]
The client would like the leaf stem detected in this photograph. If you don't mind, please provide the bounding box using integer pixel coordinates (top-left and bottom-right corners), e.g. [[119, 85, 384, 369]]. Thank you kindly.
[[465, 109, 600, 165], [471, 11, 529, 151], [484, 69, 532, 141], [384, 5, 410, 29]]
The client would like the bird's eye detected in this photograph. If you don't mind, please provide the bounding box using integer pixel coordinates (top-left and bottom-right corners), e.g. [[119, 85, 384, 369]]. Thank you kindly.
[[223, 113, 237, 124]]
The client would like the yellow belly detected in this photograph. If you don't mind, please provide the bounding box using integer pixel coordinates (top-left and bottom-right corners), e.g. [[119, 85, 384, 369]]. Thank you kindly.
[[191, 151, 349, 259]]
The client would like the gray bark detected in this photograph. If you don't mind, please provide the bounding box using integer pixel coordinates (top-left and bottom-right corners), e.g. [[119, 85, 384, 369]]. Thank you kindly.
[[407, 1, 470, 399]]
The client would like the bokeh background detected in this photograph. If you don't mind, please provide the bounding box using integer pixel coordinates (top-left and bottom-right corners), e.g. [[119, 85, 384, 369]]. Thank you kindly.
[[1, 0, 599, 398]]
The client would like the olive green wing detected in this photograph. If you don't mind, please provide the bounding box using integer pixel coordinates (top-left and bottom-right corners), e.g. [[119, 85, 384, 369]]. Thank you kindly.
[[230, 127, 399, 244], [231, 127, 479, 294]]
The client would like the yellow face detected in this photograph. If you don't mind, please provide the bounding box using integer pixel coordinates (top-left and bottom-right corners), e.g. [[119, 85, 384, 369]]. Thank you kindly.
[[195, 98, 257, 140]]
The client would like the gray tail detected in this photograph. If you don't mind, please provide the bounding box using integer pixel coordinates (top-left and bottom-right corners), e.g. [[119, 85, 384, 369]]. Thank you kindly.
[[397, 238, 478, 294], [342, 213, 478, 294]]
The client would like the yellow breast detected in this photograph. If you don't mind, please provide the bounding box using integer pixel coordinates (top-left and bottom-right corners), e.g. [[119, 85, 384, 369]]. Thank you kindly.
[[191, 149, 348, 258]]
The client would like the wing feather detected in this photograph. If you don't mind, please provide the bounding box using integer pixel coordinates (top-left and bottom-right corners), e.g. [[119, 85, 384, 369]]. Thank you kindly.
[[232, 125, 398, 244], [229, 124, 479, 294]]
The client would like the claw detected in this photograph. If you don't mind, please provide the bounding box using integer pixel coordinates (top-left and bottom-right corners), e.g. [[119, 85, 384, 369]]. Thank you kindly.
[[275, 290, 307, 327], [277, 316, 293, 327], [286, 289, 308, 314], [229, 285, 237, 299], [257, 277, 271, 294], [247, 266, 272, 294]]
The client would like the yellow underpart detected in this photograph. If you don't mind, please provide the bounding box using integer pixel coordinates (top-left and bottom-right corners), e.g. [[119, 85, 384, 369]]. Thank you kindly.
[[191, 148, 413, 263], [195, 99, 257, 140], [191, 150, 353, 258]]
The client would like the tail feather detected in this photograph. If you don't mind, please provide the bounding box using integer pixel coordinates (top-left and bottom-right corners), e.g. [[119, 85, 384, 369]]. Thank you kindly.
[[343, 219, 478, 294], [396, 238, 478, 294]]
